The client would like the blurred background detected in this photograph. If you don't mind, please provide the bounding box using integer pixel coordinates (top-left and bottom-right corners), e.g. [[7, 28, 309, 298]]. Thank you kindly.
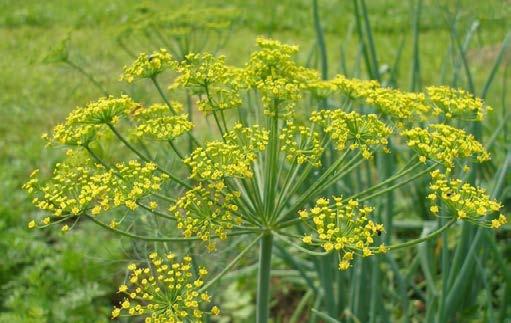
[[0, 0, 509, 322]]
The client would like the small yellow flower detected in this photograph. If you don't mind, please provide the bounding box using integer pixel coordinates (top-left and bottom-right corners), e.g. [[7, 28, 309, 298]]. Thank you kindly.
[[338, 260, 350, 271], [491, 219, 501, 229], [302, 235, 313, 244], [28, 220, 36, 229], [148, 201, 158, 210], [211, 306, 220, 315], [111, 307, 121, 318], [121, 300, 130, 309], [363, 247, 373, 257], [378, 244, 389, 253]]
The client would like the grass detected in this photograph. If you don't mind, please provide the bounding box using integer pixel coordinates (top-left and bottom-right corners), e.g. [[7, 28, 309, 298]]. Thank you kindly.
[[0, 0, 509, 321]]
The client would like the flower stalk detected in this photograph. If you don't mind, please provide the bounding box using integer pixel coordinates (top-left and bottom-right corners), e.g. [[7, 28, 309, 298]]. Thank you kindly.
[[256, 232, 274, 323]]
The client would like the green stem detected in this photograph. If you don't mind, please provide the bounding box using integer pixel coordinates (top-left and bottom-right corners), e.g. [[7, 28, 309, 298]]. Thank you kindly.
[[152, 76, 200, 147], [212, 111, 225, 137], [151, 77, 177, 114], [278, 153, 361, 221], [274, 232, 328, 256], [107, 123, 150, 162], [65, 60, 108, 95], [88, 214, 255, 241], [352, 0, 375, 80], [168, 140, 185, 160], [264, 105, 279, 222], [380, 218, 457, 251], [137, 202, 176, 220], [358, 165, 436, 202], [199, 234, 262, 292], [83, 145, 111, 169], [106, 123, 191, 189], [350, 159, 420, 200], [360, 0, 379, 81], [312, 0, 328, 80], [257, 233, 274, 323]]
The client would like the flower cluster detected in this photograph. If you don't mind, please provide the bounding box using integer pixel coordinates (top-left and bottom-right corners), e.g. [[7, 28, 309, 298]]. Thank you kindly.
[[243, 37, 319, 117], [171, 53, 242, 112], [23, 150, 168, 228], [311, 109, 391, 159], [121, 49, 176, 83], [279, 122, 323, 166], [112, 252, 220, 321], [169, 181, 241, 251], [322, 76, 430, 123], [223, 123, 269, 155], [428, 170, 507, 228], [131, 103, 192, 141], [329, 75, 380, 99], [401, 124, 490, 168], [184, 141, 256, 180], [364, 87, 429, 123], [299, 197, 386, 270], [426, 86, 491, 121], [48, 95, 138, 146]]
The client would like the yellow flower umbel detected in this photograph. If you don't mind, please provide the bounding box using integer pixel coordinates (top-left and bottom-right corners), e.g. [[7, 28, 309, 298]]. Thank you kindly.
[[130, 103, 193, 141], [184, 141, 256, 180], [112, 253, 220, 322], [243, 37, 320, 117], [121, 49, 176, 83], [426, 86, 491, 121], [299, 197, 386, 271], [23, 150, 168, 228], [50, 95, 138, 146], [223, 123, 269, 154], [279, 122, 323, 166], [169, 181, 242, 251], [311, 110, 391, 159], [328, 74, 380, 99], [401, 124, 490, 169], [365, 87, 430, 123], [428, 170, 507, 228], [171, 53, 242, 112]]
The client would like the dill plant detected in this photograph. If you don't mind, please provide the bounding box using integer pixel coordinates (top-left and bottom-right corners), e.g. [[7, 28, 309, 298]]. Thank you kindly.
[[116, 6, 239, 60], [24, 37, 507, 322]]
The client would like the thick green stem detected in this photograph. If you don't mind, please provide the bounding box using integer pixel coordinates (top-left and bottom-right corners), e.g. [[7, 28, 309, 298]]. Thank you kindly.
[[257, 233, 274, 323]]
